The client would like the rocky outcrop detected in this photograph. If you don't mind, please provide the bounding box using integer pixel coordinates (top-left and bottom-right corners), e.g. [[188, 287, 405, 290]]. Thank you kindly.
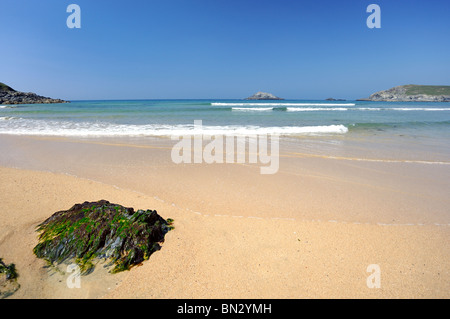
[[245, 91, 284, 100], [33, 200, 174, 274], [0, 82, 68, 105], [358, 85, 450, 102]]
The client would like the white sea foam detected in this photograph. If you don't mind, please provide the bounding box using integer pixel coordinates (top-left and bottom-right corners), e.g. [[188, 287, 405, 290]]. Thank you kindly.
[[0, 116, 16, 121], [203, 125, 349, 135], [212, 103, 356, 107], [356, 107, 382, 111], [214, 103, 449, 112], [286, 107, 348, 112], [0, 118, 348, 137], [232, 107, 274, 111]]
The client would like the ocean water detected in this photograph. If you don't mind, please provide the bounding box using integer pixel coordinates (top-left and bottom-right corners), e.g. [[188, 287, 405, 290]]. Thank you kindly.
[[1, 99, 449, 161]]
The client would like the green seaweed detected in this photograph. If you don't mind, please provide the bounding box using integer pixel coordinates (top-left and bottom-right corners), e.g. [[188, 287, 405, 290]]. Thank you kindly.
[[33, 200, 174, 274], [0, 259, 18, 280], [0, 258, 20, 299]]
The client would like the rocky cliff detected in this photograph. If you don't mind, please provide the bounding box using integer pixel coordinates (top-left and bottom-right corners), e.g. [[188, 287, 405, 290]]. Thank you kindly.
[[358, 85, 450, 102], [0, 82, 68, 105]]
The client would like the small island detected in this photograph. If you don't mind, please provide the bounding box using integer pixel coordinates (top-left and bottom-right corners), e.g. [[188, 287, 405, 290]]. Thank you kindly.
[[358, 85, 450, 102], [0, 82, 68, 105], [245, 91, 284, 100]]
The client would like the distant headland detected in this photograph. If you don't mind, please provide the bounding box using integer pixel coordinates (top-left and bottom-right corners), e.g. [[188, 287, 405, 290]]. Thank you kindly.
[[0, 82, 68, 105], [357, 85, 450, 102], [245, 92, 284, 100]]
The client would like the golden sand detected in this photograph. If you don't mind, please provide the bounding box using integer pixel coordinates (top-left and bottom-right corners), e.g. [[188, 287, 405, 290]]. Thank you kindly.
[[0, 135, 449, 298]]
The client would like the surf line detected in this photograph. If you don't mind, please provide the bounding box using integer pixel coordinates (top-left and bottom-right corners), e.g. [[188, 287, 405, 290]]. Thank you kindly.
[[285, 152, 450, 165]]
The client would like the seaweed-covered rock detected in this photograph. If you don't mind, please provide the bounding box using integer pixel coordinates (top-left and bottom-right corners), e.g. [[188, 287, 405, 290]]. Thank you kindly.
[[33, 200, 174, 274], [0, 258, 20, 298]]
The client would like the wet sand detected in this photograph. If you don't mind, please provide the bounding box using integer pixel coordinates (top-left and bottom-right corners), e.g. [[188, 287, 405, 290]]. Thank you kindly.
[[0, 135, 449, 298]]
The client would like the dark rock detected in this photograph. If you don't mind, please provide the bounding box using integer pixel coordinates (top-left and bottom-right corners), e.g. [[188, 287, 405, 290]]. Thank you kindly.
[[33, 200, 174, 274], [0, 258, 20, 299], [0, 82, 69, 105]]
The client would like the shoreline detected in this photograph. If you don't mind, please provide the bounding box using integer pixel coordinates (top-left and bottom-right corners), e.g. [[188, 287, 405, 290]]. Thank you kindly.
[[1, 134, 449, 225], [0, 134, 449, 298]]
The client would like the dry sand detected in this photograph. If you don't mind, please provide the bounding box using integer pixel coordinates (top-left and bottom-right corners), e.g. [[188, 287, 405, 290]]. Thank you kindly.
[[0, 135, 449, 298]]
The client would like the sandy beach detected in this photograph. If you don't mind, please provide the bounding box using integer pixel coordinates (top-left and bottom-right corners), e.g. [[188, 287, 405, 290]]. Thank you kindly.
[[0, 135, 449, 299], [2, 0, 450, 302]]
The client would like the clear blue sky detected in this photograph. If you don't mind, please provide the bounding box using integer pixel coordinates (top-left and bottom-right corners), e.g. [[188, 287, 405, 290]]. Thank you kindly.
[[1, 0, 449, 100]]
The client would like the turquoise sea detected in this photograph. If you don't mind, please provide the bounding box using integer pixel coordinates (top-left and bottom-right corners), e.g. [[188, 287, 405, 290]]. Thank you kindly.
[[1, 99, 450, 162]]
